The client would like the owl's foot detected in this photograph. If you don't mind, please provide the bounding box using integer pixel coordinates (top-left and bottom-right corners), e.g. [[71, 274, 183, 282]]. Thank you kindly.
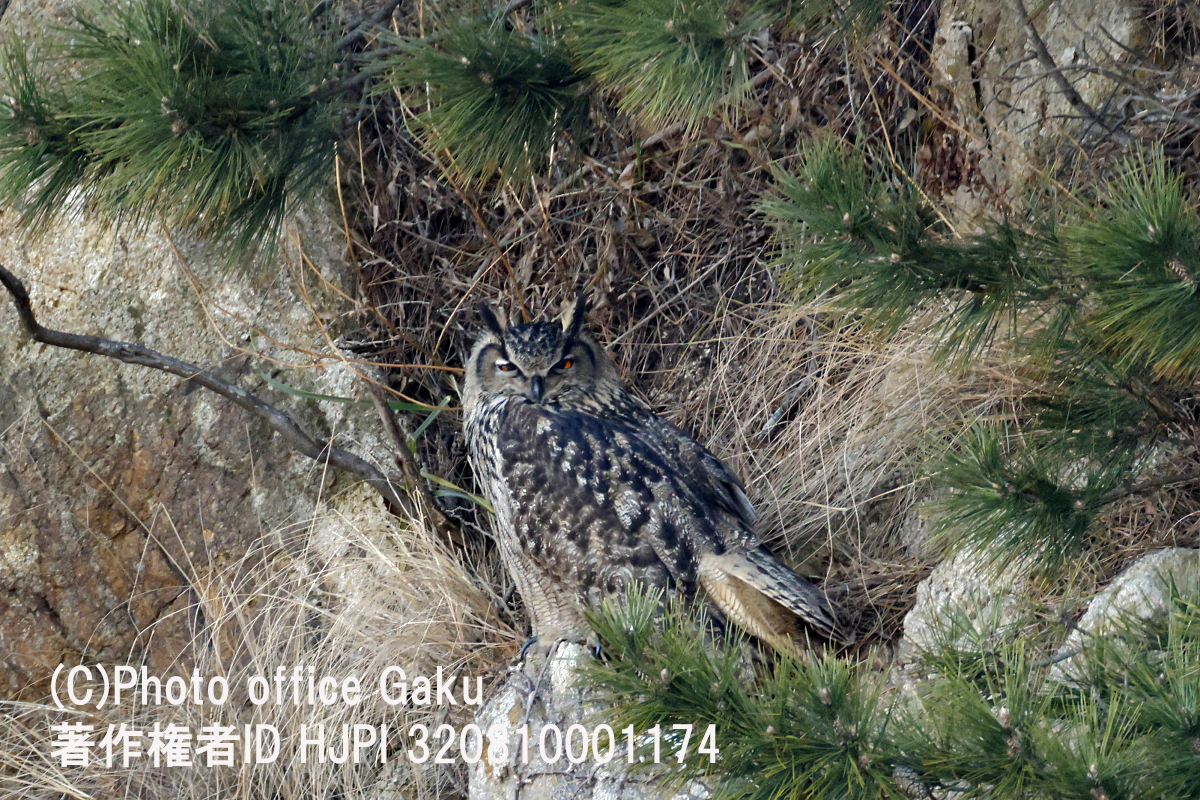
[[516, 635, 560, 669], [516, 636, 570, 726], [519, 633, 603, 662], [517, 635, 541, 663], [518, 624, 591, 663]]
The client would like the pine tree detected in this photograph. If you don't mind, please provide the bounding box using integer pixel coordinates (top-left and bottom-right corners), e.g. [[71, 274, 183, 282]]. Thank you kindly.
[[580, 586, 909, 799], [583, 580, 1200, 798], [0, 0, 343, 258], [0, 0, 888, 247], [383, 0, 776, 186], [386, 15, 589, 188], [762, 137, 1200, 572]]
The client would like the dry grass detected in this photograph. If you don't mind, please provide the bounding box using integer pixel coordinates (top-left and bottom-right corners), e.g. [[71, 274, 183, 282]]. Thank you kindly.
[[332, 7, 952, 636], [328, 1, 1200, 652], [0, 487, 508, 800], [675, 303, 1035, 642]]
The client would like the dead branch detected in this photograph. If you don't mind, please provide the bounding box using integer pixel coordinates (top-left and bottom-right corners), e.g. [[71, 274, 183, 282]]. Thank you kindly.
[[365, 380, 466, 546], [337, 0, 405, 50], [1008, 0, 1132, 147], [0, 261, 435, 527]]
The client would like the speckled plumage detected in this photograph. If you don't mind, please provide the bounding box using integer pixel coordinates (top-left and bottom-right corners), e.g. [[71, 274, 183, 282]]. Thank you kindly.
[[462, 298, 842, 651]]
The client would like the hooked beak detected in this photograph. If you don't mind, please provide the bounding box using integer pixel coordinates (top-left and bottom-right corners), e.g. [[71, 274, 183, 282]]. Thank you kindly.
[[529, 375, 544, 403]]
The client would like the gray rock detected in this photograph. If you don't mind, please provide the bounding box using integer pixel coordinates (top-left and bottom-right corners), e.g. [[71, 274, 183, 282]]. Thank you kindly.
[[0, 0, 396, 701], [929, 0, 1147, 226], [897, 545, 1032, 664], [469, 642, 709, 800], [1050, 547, 1200, 682]]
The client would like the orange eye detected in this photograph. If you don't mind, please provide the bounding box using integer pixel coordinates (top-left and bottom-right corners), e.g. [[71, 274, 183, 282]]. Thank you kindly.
[[497, 361, 515, 372], [559, 358, 573, 370]]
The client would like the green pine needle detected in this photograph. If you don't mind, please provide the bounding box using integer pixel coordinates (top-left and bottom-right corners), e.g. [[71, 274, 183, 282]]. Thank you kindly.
[[921, 647, 1057, 796], [1068, 148, 1200, 381], [392, 21, 588, 187], [585, 584, 1200, 797], [767, 140, 1200, 583], [761, 137, 1066, 357], [913, 583, 1200, 799], [920, 644, 1153, 798], [580, 585, 907, 799], [0, 45, 95, 224], [0, 0, 340, 258], [567, 0, 760, 133], [934, 424, 1130, 572], [1078, 587, 1200, 798], [1027, 346, 1172, 453]]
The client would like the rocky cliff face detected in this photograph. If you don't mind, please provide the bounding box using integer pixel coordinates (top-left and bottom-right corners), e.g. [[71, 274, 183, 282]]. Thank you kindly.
[[0, 194, 370, 697], [0, 2, 381, 700], [928, 0, 1147, 223]]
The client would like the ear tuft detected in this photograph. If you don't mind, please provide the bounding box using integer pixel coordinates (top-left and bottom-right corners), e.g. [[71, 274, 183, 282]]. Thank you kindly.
[[561, 295, 588, 340], [479, 302, 506, 339]]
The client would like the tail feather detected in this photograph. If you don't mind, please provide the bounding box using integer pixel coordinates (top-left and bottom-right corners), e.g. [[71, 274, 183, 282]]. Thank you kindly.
[[699, 549, 847, 645]]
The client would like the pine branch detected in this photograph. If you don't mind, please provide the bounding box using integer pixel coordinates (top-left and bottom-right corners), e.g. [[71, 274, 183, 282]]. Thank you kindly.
[[917, 586, 1200, 797], [0, 261, 438, 529], [762, 136, 1071, 358], [392, 20, 589, 186], [0, 0, 343, 259], [580, 587, 910, 799], [933, 424, 1134, 572], [567, 0, 762, 133], [1068, 149, 1200, 382]]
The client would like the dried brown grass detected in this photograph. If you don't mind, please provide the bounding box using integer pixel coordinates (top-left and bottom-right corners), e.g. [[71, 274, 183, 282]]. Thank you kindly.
[[335, 4, 946, 569], [0, 488, 506, 800], [673, 303, 1033, 642]]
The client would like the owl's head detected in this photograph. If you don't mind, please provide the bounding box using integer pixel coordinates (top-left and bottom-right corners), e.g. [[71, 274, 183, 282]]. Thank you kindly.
[[463, 296, 620, 409]]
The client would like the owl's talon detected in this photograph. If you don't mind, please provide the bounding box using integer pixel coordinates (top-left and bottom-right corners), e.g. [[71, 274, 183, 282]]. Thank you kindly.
[[519, 637, 567, 726], [518, 635, 539, 663], [583, 631, 604, 660]]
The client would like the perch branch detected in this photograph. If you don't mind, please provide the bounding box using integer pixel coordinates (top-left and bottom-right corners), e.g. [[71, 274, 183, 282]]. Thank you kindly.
[[0, 262, 426, 524]]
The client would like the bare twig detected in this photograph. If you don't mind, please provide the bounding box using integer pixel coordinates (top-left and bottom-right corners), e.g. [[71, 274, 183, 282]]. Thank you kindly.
[[502, 0, 533, 17], [365, 380, 465, 546], [1029, 645, 1083, 668], [1098, 469, 1200, 506], [337, 0, 405, 51], [1007, 0, 1132, 146], [0, 262, 425, 524], [1069, 60, 1200, 131]]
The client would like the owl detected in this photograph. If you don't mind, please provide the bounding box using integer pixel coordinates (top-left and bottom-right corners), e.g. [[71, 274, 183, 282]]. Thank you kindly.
[[461, 297, 843, 654]]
